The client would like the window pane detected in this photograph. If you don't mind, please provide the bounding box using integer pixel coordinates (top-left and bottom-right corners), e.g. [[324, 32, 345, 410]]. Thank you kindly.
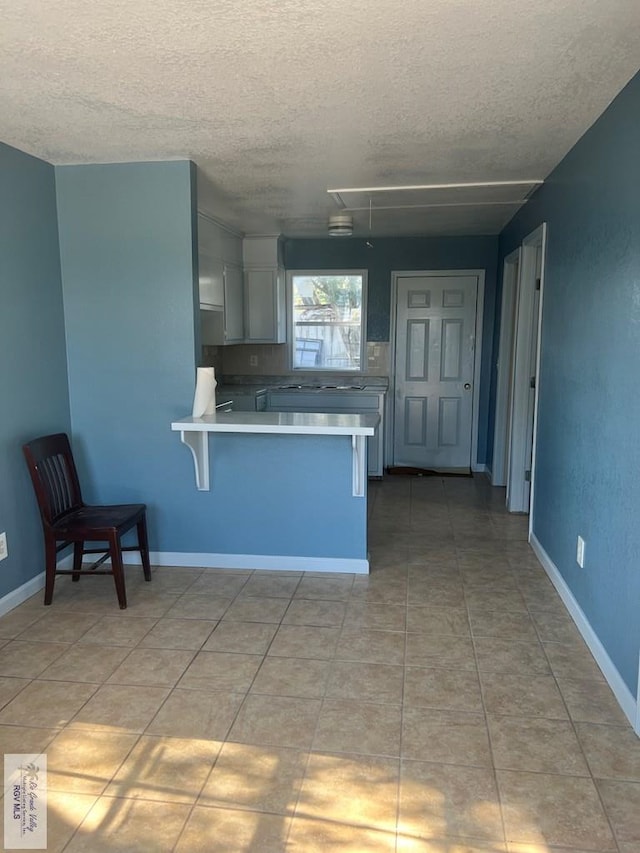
[[292, 274, 363, 370]]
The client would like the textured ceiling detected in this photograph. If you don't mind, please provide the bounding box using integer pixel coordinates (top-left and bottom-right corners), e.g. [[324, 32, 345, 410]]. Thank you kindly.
[[1, 0, 639, 237]]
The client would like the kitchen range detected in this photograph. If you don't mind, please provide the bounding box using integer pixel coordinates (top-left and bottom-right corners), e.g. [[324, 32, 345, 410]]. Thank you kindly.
[[217, 381, 387, 477], [274, 384, 368, 390]]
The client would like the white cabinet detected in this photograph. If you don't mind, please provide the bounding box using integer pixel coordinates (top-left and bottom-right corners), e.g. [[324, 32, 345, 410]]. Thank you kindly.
[[198, 213, 244, 346], [199, 228, 286, 345], [223, 265, 244, 342], [244, 268, 286, 343], [201, 264, 244, 346], [198, 241, 224, 310], [242, 236, 286, 344]]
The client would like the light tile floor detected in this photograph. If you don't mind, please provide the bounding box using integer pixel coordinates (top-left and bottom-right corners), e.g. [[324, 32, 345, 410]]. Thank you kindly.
[[0, 475, 638, 851]]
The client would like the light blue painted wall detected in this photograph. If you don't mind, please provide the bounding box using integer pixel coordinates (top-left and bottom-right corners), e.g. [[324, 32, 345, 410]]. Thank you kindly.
[[0, 142, 71, 597], [56, 161, 200, 550], [499, 72, 640, 695], [285, 236, 499, 465], [55, 161, 365, 560], [174, 433, 367, 558]]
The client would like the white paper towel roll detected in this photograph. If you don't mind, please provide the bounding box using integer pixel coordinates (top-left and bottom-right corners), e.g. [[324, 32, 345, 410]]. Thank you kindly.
[[192, 367, 217, 417]]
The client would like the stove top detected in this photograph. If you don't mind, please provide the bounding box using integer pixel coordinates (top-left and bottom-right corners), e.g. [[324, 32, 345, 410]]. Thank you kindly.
[[275, 384, 367, 391]]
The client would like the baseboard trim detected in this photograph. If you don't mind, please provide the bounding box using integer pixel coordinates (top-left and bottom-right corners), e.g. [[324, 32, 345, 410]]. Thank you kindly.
[[471, 463, 487, 474], [530, 533, 638, 734], [0, 572, 46, 618], [124, 551, 370, 575], [0, 555, 77, 617]]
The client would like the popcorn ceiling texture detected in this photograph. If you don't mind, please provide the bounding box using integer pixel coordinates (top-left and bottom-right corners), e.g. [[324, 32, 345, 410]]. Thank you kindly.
[[1, 0, 639, 236]]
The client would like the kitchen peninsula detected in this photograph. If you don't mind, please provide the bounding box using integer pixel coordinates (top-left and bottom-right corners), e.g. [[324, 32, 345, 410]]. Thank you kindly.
[[170, 411, 379, 573]]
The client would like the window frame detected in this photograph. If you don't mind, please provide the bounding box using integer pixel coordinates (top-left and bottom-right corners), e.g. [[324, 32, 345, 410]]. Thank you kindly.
[[286, 269, 368, 373]]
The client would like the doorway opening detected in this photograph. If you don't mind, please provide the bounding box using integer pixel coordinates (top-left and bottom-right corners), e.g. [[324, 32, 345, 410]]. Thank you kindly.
[[493, 223, 547, 524]]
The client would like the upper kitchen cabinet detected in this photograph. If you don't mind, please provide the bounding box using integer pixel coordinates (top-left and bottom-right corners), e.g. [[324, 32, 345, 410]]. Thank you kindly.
[[200, 263, 244, 345], [242, 235, 286, 343], [198, 213, 244, 345], [222, 263, 244, 342]]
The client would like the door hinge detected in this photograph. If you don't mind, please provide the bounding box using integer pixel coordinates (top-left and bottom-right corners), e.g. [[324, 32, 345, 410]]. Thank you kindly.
[[535, 277, 541, 291], [525, 470, 531, 482], [530, 376, 536, 389]]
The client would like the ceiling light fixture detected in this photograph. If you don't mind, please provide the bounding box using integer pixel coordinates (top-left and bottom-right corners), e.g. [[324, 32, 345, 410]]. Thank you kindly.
[[328, 213, 353, 236]]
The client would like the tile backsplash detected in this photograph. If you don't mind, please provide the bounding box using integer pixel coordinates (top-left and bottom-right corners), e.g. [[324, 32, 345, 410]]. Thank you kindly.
[[203, 343, 390, 378]]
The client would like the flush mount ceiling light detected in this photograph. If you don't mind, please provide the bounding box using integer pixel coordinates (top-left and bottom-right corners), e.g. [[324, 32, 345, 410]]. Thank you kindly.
[[328, 213, 353, 236]]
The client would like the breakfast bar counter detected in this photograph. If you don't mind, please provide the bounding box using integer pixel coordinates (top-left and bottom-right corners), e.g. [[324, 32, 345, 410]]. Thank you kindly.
[[172, 412, 378, 495], [169, 411, 380, 573]]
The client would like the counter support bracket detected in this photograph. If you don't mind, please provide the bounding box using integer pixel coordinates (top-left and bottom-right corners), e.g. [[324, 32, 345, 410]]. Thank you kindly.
[[179, 430, 210, 491], [352, 434, 366, 497]]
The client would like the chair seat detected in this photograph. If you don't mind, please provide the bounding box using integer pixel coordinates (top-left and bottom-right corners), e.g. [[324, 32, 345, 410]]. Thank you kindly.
[[53, 503, 146, 538]]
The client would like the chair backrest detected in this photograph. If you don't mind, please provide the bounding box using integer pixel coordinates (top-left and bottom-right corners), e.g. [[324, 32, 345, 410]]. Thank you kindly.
[[23, 433, 84, 527]]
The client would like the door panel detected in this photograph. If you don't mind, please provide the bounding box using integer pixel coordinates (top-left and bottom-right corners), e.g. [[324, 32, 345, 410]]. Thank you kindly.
[[407, 320, 429, 379], [405, 397, 428, 446], [393, 274, 478, 470]]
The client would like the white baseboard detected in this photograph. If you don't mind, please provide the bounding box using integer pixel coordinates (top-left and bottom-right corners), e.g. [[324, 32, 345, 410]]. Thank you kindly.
[[471, 463, 487, 474], [530, 533, 639, 734], [124, 551, 370, 575], [0, 550, 369, 618], [0, 572, 46, 618], [0, 555, 75, 617]]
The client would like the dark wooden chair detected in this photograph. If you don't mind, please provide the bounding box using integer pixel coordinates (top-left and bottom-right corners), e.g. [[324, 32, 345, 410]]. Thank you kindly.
[[23, 433, 151, 609]]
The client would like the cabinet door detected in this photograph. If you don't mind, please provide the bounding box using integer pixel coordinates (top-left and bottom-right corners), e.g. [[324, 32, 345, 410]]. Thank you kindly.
[[245, 269, 276, 342], [199, 251, 224, 308], [224, 265, 244, 343]]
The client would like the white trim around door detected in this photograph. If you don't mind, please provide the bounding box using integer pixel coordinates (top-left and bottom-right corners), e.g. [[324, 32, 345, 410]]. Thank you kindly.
[[389, 269, 485, 473], [492, 247, 521, 487], [506, 223, 547, 520]]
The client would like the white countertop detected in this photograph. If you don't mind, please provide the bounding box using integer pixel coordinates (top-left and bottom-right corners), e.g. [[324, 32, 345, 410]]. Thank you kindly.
[[171, 411, 379, 436]]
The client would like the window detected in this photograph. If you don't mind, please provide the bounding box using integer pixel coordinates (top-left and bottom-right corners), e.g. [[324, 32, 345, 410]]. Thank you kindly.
[[288, 270, 367, 371]]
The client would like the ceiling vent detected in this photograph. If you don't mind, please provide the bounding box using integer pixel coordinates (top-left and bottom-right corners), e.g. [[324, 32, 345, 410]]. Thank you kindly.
[[328, 214, 353, 236]]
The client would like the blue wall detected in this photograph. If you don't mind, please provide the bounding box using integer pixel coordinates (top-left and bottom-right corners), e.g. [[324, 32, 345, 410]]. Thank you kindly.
[[0, 143, 71, 598], [285, 236, 499, 465], [56, 161, 200, 550], [172, 433, 368, 559], [54, 162, 366, 561], [498, 72, 640, 695]]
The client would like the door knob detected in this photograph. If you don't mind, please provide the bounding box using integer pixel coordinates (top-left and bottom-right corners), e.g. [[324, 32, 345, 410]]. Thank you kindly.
[[464, 383, 471, 390]]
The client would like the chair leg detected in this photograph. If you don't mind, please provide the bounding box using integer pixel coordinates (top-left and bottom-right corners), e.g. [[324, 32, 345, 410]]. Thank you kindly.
[[109, 533, 127, 610], [72, 542, 83, 582], [44, 536, 57, 605], [137, 516, 152, 582]]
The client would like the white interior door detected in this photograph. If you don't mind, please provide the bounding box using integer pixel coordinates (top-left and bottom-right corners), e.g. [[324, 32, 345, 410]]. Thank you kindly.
[[392, 273, 479, 470]]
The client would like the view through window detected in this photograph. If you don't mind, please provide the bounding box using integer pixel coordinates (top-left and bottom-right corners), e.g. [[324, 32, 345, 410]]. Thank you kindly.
[[290, 272, 366, 370]]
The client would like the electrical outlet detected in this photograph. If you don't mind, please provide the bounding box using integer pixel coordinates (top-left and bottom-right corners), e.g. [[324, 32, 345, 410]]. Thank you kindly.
[[576, 535, 586, 568], [249, 355, 258, 367], [0, 532, 7, 562]]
